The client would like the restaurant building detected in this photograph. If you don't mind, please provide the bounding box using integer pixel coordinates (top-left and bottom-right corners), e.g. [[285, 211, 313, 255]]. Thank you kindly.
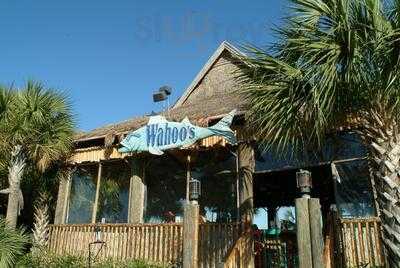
[[49, 42, 385, 268]]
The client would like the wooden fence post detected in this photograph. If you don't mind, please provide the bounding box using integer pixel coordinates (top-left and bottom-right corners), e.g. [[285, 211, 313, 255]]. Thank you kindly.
[[183, 202, 199, 268], [309, 198, 324, 268], [128, 158, 146, 223], [296, 198, 313, 268], [54, 171, 71, 224]]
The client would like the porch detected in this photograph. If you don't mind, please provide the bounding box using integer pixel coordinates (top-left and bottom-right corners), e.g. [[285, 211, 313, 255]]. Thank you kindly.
[[48, 132, 390, 267], [47, 222, 250, 267], [47, 217, 385, 267]]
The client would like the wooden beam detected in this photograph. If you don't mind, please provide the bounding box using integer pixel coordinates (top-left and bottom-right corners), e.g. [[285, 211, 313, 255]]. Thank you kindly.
[[238, 142, 255, 223], [54, 171, 71, 224], [296, 198, 313, 268], [186, 154, 191, 202], [128, 158, 146, 223], [62, 173, 72, 223], [91, 162, 102, 223], [309, 198, 324, 268], [183, 202, 199, 268]]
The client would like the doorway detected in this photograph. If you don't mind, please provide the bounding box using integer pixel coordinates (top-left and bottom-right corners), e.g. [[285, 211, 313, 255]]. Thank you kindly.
[[253, 165, 335, 268]]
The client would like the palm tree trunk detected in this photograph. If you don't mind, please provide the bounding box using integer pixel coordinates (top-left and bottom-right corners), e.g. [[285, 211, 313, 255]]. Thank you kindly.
[[5, 146, 26, 229], [363, 109, 400, 266]]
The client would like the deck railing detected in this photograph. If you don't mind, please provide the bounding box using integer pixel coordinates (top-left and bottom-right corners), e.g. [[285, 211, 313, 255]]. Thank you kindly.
[[48, 222, 244, 266], [48, 223, 183, 264], [222, 227, 253, 268], [338, 217, 386, 267], [198, 222, 245, 268], [48, 218, 385, 267]]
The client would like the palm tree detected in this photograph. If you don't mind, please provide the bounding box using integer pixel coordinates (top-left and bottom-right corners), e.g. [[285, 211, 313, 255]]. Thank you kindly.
[[0, 218, 29, 267], [238, 0, 400, 265], [0, 81, 74, 228]]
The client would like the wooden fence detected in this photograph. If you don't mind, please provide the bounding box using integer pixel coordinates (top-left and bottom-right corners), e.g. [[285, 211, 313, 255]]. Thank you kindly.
[[223, 228, 253, 268], [337, 217, 386, 267], [48, 222, 244, 266], [198, 222, 245, 268], [48, 223, 183, 264]]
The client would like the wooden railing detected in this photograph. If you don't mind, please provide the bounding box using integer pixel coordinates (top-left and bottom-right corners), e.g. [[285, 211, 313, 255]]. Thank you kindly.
[[338, 217, 386, 267], [48, 222, 245, 266], [222, 228, 253, 268], [48, 223, 183, 264], [197, 222, 244, 268]]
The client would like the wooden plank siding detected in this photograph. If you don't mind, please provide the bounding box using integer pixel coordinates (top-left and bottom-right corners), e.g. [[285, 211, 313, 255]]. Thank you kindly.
[[70, 128, 251, 164]]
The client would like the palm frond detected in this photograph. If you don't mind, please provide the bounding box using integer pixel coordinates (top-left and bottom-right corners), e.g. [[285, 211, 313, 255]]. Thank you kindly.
[[237, 0, 400, 154], [0, 218, 29, 267]]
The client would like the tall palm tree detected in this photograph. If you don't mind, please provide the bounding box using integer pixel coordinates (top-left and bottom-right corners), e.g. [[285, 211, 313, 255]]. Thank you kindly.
[[238, 0, 400, 265], [0, 81, 74, 228]]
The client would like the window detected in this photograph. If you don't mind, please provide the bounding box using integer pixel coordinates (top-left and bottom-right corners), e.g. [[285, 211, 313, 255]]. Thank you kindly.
[[333, 160, 376, 218], [256, 132, 367, 172], [144, 154, 186, 223], [96, 161, 131, 223], [191, 149, 237, 222], [67, 165, 97, 223]]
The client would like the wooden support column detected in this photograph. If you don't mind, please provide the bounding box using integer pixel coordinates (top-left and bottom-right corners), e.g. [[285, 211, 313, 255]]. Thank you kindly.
[[296, 198, 313, 268], [54, 170, 71, 224], [186, 154, 191, 202], [238, 142, 255, 223], [238, 141, 255, 268], [183, 202, 199, 268], [91, 162, 102, 223], [309, 198, 324, 268], [128, 158, 146, 223]]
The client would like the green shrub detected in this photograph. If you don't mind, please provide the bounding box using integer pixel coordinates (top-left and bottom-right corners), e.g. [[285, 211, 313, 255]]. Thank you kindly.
[[16, 251, 165, 268], [0, 219, 30, 268], [16, 252, 86, 268]]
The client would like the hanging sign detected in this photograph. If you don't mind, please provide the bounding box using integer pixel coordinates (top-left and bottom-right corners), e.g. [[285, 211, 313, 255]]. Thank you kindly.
[[119, 110, 237, 155]]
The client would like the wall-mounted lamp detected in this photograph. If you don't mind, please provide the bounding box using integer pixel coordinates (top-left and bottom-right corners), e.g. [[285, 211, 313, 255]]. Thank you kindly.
[[189, 178, 201, 203], [296, 169, 312, 198]]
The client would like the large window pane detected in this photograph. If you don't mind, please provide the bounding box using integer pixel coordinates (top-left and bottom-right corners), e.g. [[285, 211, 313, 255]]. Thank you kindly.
[[256, 132, 367, 172], [191, 149, 237, 223], [67, 165, 97, 223], [145, 154, 186, 223], [96, 161, 131, 223], [333, 160, 376, 218]]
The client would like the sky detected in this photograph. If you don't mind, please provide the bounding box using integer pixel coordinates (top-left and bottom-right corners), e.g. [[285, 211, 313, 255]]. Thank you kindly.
[[0, 0, 287, 131], [0, 0, 288, 228]]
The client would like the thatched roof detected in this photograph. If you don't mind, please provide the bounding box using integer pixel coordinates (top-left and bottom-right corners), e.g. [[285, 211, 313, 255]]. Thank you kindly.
[[75, 92, 246, 143], [75, 41, 248, 145]]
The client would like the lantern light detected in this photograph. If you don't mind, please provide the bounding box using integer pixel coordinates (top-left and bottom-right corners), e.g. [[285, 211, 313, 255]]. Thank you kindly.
[[189, 178, 201, 202], [94, 225, 102, 242], [296, 169, 312, 198]]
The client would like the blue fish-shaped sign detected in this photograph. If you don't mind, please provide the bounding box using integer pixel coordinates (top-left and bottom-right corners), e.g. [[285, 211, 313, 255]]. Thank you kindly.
[[119, 110, 237, 155]]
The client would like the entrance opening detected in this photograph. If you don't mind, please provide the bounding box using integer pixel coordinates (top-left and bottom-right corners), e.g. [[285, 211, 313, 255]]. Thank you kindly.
[[253, 165, 334, 268]]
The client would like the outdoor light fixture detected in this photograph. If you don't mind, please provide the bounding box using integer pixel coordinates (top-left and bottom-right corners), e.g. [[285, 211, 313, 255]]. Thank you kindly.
[[152, 91, 167, 102], [296, 169, 312, 198], [88, 222, 106, 268], [189, 178, 201, 202], [159, 85, 172, 96], [152, 86, 172, 103], [94, 225, 102, 242]]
